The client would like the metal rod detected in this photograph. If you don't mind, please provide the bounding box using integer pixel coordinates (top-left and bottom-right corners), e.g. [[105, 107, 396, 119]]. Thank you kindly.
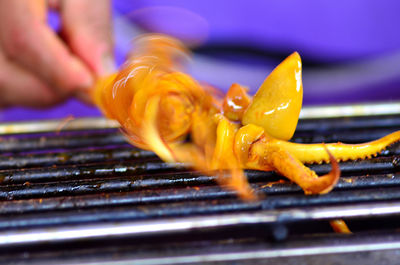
[[0, 118, 119, 135], [0, 153, 398, 185], [1, 102, 400, 135], [0, 148, 154, 169], [71, 237, 400, 265], [1, 186, 400, 230], [1, 201, 400, 247], [0, 132, 127, 153], [299, 102, 400, 119]]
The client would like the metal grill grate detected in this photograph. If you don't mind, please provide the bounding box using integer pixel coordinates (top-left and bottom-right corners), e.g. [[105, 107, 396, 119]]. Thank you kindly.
[[2, 104, 400, 264]]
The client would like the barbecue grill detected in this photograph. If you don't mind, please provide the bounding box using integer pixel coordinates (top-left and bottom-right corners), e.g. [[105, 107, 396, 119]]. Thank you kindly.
[[2, 103, 400, 264]]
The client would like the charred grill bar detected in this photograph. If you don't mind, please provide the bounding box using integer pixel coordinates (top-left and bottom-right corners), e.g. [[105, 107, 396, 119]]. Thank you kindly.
[[1, 104, 400, 264]]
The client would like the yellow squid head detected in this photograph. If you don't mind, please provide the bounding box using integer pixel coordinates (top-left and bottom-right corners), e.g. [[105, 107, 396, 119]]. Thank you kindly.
[[242, 52, 303, 140]]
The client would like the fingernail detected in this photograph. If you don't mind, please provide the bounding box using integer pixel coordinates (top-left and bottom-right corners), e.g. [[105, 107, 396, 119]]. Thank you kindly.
[[101, 53, 116, 75]]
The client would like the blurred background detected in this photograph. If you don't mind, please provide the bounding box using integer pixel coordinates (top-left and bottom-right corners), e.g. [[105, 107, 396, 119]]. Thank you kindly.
[[2, 0, 400, 122]]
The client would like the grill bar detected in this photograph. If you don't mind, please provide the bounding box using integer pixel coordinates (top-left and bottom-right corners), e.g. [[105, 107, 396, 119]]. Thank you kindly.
[[64, 233, 400, 265], [1, 180, 400, 215], [1, 104, 400, 263], [1, 102, 399, 135], [0, 201, 400, 247], [0, 117, 118, 134], [0, 135, 399, 182], [0, 166, 399, 201], [0, 154, 399, 194], [0, 131, 127, 153], [0, 127, 397, 155], [0, 160, 182, 185], [1, 110, 400, 154], [0, 147, 154, 169], [2, 187, 400, 231]]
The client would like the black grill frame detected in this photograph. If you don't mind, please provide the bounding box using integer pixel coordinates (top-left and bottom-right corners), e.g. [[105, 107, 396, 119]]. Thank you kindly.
[[1, 103, 400, 264]]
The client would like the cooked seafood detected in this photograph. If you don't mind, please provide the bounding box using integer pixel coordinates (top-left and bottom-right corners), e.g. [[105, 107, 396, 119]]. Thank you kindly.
[[92, 34, 400, 201]]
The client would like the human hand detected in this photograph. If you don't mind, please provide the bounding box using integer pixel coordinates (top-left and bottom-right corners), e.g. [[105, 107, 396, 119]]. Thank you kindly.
[[0, 0, 114, 108]]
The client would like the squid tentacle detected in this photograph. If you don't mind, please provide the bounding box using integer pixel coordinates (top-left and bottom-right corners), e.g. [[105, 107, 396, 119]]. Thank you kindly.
[[247, 136, 340, 194], [270, 131, 400, 164]]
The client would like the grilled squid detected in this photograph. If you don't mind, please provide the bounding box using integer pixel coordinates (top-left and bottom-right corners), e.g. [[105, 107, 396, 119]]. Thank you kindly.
[[92, 34, 400, 200]]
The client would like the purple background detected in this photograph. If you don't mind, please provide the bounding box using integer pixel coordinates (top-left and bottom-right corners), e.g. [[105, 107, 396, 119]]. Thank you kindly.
[[2, 0, 400, 122]]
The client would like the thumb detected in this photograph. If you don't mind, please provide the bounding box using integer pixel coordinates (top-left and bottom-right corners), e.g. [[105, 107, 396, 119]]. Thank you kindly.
[[60, 0, 115, 77]]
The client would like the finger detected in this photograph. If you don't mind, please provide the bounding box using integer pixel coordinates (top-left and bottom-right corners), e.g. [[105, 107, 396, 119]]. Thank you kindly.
[[74, 90, 94, 105], [61, 0, 115, 76], [47, 0, 61, 10], [0, 0, 94, 94], [0, 54, 65, 108]]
